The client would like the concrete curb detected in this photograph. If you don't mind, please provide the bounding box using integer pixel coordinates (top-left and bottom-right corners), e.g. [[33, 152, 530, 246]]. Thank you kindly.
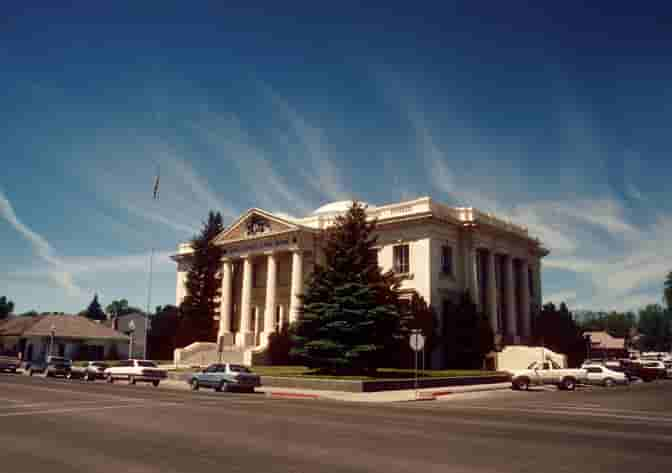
[[265, 391, 321, 400]]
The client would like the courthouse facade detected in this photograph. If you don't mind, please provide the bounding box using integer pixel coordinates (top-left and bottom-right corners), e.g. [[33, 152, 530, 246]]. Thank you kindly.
[[172, 197, 548, 366]]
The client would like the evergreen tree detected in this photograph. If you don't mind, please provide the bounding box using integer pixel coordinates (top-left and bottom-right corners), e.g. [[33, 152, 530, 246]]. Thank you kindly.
[[84, 294, 106, 321], [535, 301, 586, 367], [442, 291, 494, 369], [179, 211, 225, 345], [664, 271, 672, 312], [291, 201, 404, 374], [0, 296, 14, 320], [391, 293, 438, 369]]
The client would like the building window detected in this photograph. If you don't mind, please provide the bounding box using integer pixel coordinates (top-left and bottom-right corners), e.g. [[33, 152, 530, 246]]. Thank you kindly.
[[441, 245, 453, 276], [393, 244, 410, 274]]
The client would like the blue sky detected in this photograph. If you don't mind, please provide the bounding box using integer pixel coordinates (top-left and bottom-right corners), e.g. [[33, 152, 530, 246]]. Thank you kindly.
[[1, 2, 671, 314]]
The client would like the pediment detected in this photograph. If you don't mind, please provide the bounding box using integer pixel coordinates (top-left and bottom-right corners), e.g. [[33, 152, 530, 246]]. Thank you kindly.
[[213, 209, 298, 243]]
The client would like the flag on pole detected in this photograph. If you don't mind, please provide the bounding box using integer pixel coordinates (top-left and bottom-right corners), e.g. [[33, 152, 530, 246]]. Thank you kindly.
[[152, 168, 160, 200]]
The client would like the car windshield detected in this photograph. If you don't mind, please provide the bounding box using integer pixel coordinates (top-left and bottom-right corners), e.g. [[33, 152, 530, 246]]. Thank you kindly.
[[138, 361, 158, 368], [229, 365, 251, 373]]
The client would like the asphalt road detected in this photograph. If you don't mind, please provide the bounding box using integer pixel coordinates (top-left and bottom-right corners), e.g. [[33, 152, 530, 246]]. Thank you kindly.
[[1, 373, 671, 473]]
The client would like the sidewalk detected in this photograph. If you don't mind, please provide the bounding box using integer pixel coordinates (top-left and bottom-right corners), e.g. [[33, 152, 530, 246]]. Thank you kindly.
[[159, 378, 511, 403]]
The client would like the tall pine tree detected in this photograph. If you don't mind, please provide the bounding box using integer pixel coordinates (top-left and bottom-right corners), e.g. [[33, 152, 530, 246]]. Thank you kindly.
[[442, 291, 494, 369], [291, 201, 404, 374], [179, 211, 225, 345], [84, 294, 107, 322]]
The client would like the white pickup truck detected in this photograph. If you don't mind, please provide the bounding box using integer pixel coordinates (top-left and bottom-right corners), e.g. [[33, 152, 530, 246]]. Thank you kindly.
[[104, 359, 167, 386], [510, 360, 587, 391]]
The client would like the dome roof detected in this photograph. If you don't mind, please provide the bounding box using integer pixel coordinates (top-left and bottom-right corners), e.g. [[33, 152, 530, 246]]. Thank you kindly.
[[312, 200, 374, 215]]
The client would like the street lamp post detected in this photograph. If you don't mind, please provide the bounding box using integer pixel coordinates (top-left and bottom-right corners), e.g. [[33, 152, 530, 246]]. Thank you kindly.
[[584, 333, 592, 361], [128, 319, 136, 359], [49, 323, 56, 358]]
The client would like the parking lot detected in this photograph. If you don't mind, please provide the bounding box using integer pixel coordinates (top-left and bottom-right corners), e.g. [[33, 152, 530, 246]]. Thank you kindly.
[[2, 371, 672, 473]]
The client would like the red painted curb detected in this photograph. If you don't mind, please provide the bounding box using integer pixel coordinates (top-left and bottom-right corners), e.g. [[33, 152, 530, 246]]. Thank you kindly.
[[266, 391, 320, 400], [430, 390, 454, 397]]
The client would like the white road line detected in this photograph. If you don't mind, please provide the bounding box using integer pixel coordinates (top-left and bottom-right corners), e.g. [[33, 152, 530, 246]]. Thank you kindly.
[[0, 382, 146, 401], [0, 401, 183, 418], [444, 405, 672, 423], [0, 399, 146, 410]]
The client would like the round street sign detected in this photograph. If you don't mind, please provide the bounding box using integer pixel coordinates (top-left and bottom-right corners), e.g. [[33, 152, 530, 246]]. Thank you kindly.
[[409, 332, 425, 352]]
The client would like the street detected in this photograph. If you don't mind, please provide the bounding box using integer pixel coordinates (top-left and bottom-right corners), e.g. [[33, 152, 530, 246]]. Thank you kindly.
[[1, 374, 671, 473]]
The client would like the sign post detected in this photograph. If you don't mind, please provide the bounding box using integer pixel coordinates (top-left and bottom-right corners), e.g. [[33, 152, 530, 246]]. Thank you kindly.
[[409, 330, 425, 393]]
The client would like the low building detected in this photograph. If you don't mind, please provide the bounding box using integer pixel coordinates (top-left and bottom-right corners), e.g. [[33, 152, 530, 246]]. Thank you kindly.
[[173, 197, 549, 367], [583, 331, 627, 359], [109, 312, 148, 359], [0, 314, 129, 362]]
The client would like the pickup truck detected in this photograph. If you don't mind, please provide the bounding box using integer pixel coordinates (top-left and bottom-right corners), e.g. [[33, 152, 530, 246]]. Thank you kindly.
[[188, 363, 261, 393], [104, 359, 167, 386], [0, 355, 20, 373], [510, 361, 587, 391]]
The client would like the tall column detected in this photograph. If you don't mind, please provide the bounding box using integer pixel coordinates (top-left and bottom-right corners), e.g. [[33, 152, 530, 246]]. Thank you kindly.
[[238, 256, 255, 347], [487, 250, 499, 335], [504, 255, 517, 341], [218, 259, 234, 346], [520, 259, 532, 339], [462, 233, 477, 303], [289, 250, 304, 324], [261, 252, 278, 346]]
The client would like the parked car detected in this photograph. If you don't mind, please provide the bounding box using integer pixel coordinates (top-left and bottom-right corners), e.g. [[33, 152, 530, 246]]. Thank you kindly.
[[0, 355, 20, 373], [104, 359, 166, 386], [622, 360, 661, 382], [510, 360, 587, 391], [188, 363, 261, 393], [82, 362, 110, 381], [26, 356, 72, 378], [582, 364, 629, 387], [640, 360, 667, 380]]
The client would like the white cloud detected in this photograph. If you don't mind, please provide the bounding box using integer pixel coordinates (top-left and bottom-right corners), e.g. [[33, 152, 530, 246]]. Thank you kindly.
[[404, 98, 669, 311], [191, 114, 315, 216], [267, 89, 350, 204], [0, 188, 83, 296]]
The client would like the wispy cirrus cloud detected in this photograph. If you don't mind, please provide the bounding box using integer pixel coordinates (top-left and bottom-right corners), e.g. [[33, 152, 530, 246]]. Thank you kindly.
[[266, 89, 350, 204], [79, 137, 236, 237], [403, 95, 670, 311], [0, 188, 83, 296]]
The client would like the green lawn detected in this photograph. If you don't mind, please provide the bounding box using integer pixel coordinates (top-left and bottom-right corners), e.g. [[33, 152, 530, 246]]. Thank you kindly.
[[247, 366, 505, 380]]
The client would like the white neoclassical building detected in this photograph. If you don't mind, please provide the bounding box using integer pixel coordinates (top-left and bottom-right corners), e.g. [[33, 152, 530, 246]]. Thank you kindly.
[[172, 197, 548, 367]]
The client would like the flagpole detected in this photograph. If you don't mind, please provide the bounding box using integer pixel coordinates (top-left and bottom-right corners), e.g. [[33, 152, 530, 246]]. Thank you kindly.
[[144, 165, 160, 360]]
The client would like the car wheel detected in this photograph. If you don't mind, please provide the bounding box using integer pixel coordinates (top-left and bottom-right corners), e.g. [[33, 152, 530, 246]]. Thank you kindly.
[[514, 378, 529, 391], [562, 377, 576, 391], [152, 380, 160, 387], [107, 375, 114, 384], [129, 376, 136, 385], [215, 381, 225, 392], [66, 372, 73, 380], [191, 379, 200, 391], [42, 370, 50, 378], [603, 378, 614, 388]]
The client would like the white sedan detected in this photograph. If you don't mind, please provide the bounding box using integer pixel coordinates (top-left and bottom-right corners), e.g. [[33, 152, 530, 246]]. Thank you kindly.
[[104, 359, 167, 386], [582, 364, 629, 387]]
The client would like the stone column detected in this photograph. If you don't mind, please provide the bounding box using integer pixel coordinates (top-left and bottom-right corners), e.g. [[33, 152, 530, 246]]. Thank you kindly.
[[504, 255, 517, 340], [218, 259, 234, 346], [462, 233, 477, 304], [175, 262, 188, 307], [521, 259, 532, 338], [238, 256, 255, 347], [289, 250, 304, 324], [487, 250, 499, 335], [261, 252, 278, 346]]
